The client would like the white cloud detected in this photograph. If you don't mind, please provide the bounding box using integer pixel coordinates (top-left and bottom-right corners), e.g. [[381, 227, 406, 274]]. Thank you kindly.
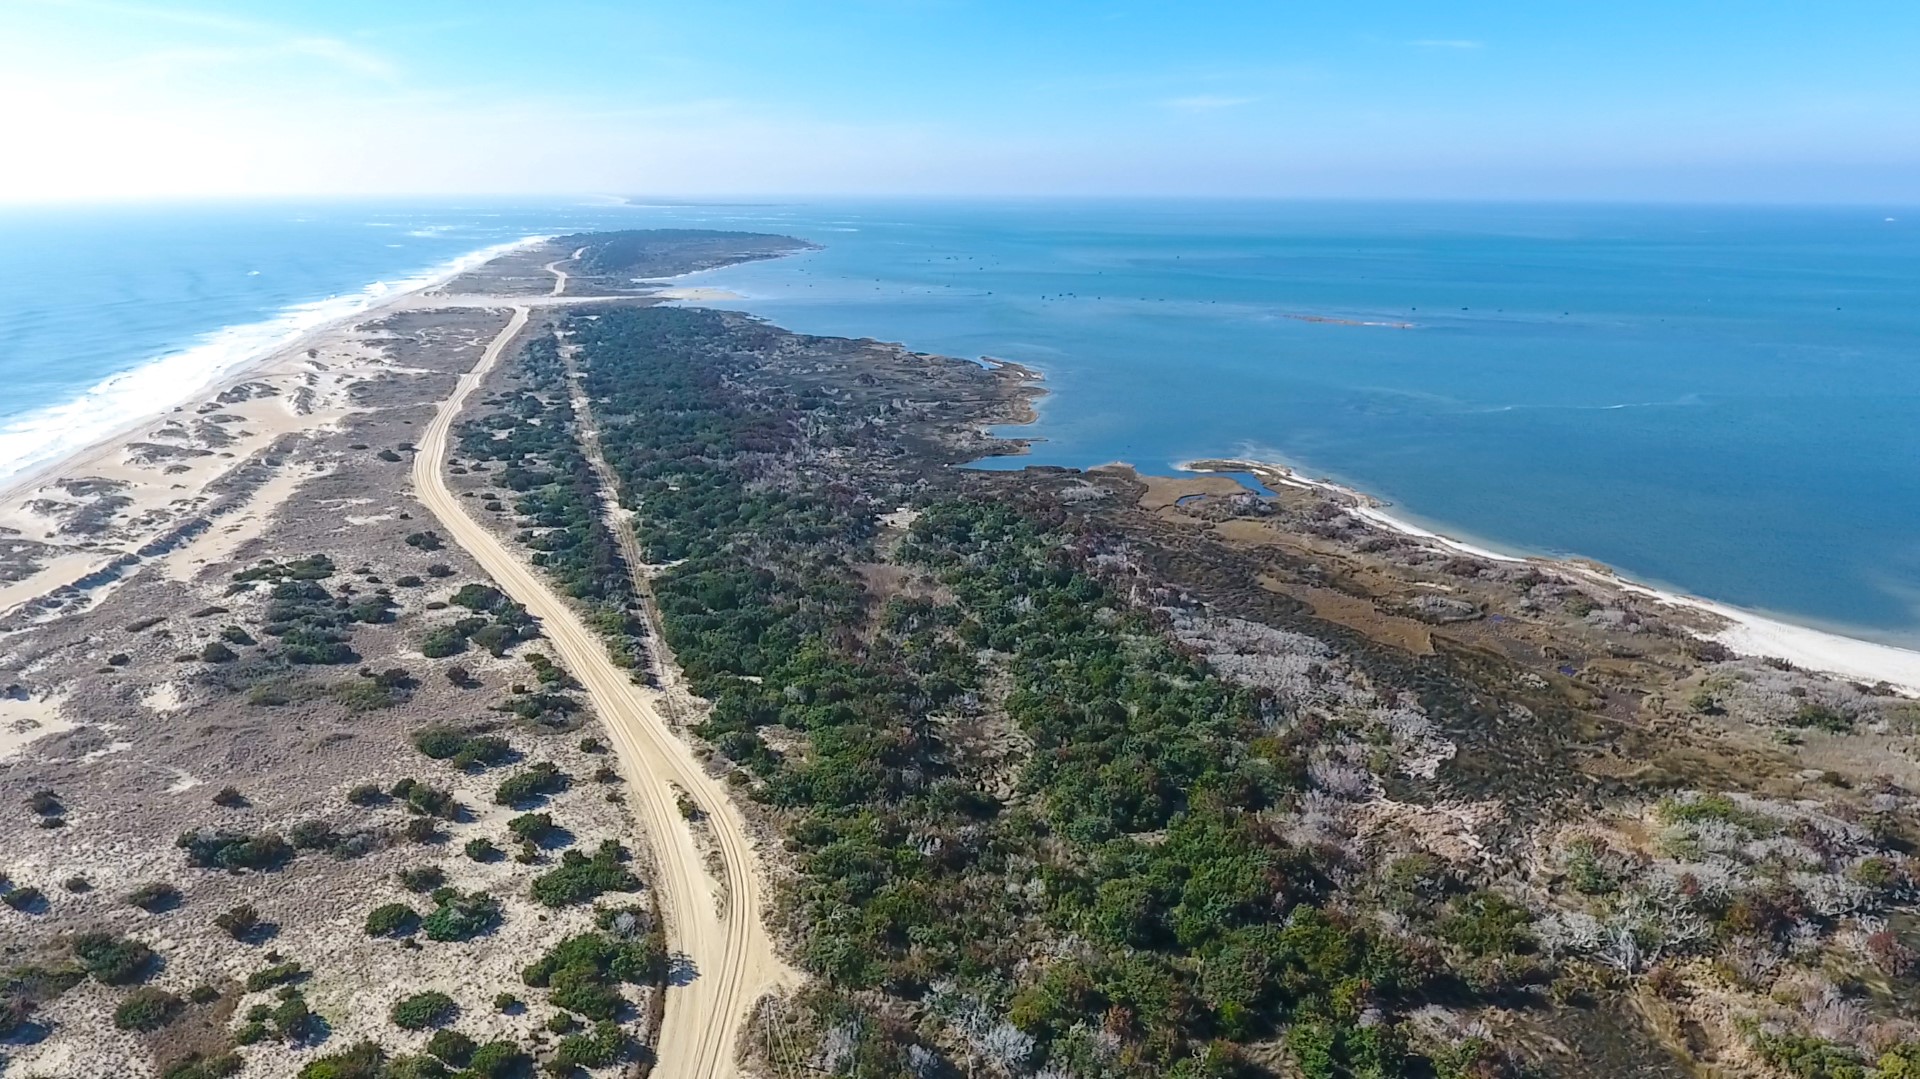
[[1161, 94, 1258, 111], [281, 37, 400, 81], [18, 0, 399, 83]]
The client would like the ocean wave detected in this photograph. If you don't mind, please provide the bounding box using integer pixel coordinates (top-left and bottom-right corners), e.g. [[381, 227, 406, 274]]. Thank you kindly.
[[0, 236, 541, 485]]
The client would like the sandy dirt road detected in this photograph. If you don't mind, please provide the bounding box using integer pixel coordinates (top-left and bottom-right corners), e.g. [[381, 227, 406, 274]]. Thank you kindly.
[[543, 246, 585, 297], [410, 303, 796, 1077]]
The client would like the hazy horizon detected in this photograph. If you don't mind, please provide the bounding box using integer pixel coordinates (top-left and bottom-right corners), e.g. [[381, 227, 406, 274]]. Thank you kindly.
[[5, 0, 1919, 204], [5, 193, 1920, 209]]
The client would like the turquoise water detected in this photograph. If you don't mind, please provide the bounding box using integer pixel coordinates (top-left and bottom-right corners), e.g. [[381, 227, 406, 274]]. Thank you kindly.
[[1, 200, 1916, 644], [648, 201, 1920, 646]]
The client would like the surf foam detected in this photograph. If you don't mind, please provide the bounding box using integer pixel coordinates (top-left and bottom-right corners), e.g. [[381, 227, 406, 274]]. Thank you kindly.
[[0, 236, 542, 484]]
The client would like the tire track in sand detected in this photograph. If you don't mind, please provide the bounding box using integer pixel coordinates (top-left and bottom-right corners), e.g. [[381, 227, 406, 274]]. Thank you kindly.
[[410, 302, 797, 1077]]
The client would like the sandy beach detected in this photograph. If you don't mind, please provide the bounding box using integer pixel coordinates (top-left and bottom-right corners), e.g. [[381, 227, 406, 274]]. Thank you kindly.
[[0, 236, 548, 625], [1190, 457, 1920, 694]]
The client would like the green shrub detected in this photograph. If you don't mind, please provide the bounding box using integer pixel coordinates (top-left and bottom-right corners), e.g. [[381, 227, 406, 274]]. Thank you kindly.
[[347, 782, 388, 806], [421, 891, 501, 942], [531, 841, 639, 907], [365, 902, 420, 938], [199, 641, 237, 663], [1788, 704, 1854, 733], [289, 819, 340, 851], [71, 933, 156, 985], [551, 1020, 626, 1070], [399, 866, 446, 893], [390, 989, 457, 1030], [522, 930, 665, 1020], [466, 837, 503, 862], [451, 584, 505, 611], [1562, 838, 1619, 896], [1654, 793, 1774, 833], [113, 987, 182, 1031], [495, 762, 568, 807], [1750, 1030, 1867, 1079], [526, 653, 570, 686], [425, 1028, 477, 1066], [126, 881, 182, 912], [465, 1042, 529, 1078], [176, 828, 293, 872], [297, 1039, 384, 1078], [1878, 1044, 1920, 1079], [413, 726, 513, 770], [1437, 892, 1537, 957], [507, 812, 556, 844], [0, 964, 83, 1038], [390, 778, 458, 818], [332, 678, 403, 713], [419, 627, 467, 659], [233, 555, 334, 583], [496, 689, 580, 727], [413, 725, 467, 759], [215, 904, 261, 940], [274, 988, 318, 1040], [244, 961, 304, 992]]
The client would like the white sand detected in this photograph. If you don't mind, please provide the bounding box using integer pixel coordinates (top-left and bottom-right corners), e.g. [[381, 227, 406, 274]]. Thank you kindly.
[[1190, 458, 1920, 694], [0, 690, 74, 761], [1601, 579, 1920, 692]]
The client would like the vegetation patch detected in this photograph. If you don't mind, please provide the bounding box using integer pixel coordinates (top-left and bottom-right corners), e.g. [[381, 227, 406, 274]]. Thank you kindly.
[[112, 987, 182, 1031], [71, 933, 156, 985], [390, 989, 457, 1030], [412, 724, 514, 770], [530, 840, 639, 907], [421, 890, 501, 942], [177, 828, 294, 871], [494, 762, 568, 806], [522, 927, 665, 1021], [365, 902, 421, 938]]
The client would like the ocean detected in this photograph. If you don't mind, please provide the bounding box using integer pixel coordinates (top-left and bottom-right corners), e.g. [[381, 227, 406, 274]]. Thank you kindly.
[[2, 199, 1916, 646]]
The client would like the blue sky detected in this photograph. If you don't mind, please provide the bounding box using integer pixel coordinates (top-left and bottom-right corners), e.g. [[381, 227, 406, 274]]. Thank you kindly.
[[3, 0, 1918, 201]]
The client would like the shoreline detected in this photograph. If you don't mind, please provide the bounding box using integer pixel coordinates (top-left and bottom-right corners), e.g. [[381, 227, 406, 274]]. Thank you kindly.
[[0, 234, 548, 502], [670, 247, 1920, 694], [0, 236, 550, 619], [1186, 456, 1920, 693]]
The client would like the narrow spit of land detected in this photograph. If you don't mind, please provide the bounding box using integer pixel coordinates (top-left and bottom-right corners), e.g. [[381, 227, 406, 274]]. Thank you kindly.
[[11, 230, 1920, 1079], [0, 231, 810, 1079], [408, 278, 796, 1075]]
